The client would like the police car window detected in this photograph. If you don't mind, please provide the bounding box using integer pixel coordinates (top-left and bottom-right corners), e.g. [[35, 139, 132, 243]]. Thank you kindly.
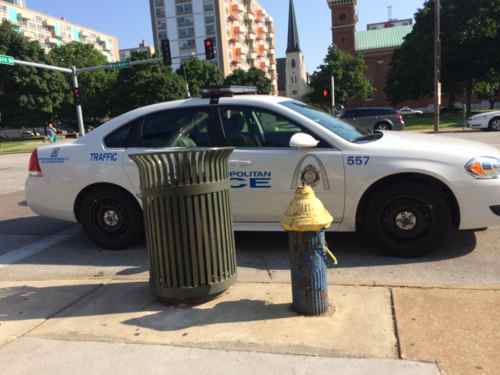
[[141, 109, 211, 148], [221, 107, 328, 148], [220, 108, 261, 147], [105, 122, 133, 148], [281, 101, 366, 142]]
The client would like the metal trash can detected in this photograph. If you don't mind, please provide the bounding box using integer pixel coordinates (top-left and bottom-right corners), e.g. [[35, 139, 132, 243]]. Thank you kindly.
[[130, 148, 237, 303]]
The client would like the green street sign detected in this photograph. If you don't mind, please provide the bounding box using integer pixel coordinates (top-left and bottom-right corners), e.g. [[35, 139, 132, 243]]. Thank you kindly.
[[109, 61, 129, 70], [0, 54, 15, 66]]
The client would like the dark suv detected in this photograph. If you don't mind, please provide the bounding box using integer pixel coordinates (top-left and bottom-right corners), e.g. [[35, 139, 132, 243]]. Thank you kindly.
[[340, 107, 405, 131]]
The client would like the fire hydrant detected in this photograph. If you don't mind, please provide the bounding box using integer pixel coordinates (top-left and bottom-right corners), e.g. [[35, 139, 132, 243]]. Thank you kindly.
[[281, 185, 337, 316]]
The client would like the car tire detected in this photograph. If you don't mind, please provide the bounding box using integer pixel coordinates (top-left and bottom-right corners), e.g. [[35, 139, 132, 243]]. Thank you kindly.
[[374, 122, 392, 131], [488, 117, 500, 131], [79, 186, 144, 250], [364, 182, 452, 258]]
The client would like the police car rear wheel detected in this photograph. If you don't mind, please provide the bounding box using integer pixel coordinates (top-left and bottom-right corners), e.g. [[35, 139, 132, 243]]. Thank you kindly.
[[80, 187, 144, 250], [365, 183, 451, 257]]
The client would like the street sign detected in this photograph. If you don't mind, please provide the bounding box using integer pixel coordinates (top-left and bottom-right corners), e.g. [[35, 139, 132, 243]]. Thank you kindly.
[[0, 54, 15, 66], [108, 61, 130, 70]]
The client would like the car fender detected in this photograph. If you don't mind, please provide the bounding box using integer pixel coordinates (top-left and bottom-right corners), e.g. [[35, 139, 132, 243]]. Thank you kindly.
[[341, 156, 464, 231]]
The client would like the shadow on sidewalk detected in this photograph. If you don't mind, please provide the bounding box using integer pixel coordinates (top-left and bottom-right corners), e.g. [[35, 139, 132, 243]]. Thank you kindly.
[[123, 299, 295, 331], [0, 282, 294, 330]]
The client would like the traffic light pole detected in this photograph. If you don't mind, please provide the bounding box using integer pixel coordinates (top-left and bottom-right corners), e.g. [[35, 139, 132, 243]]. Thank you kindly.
[[71, 66, 85, 137], [433, 0, 441, 133], [331, 75, 336, 115]]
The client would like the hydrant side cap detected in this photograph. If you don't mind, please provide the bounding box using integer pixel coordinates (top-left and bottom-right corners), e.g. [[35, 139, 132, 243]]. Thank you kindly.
[[281, 186, 334, 232]]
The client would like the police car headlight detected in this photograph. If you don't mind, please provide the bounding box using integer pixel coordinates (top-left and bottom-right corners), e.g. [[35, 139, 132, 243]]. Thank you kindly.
[[465, 157, 500, 179]]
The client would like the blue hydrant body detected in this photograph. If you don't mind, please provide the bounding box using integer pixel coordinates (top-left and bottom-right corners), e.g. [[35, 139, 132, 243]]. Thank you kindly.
[[288, 231, 329, 315]]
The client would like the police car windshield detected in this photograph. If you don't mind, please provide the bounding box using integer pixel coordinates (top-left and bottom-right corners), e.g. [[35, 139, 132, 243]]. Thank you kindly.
[[280, 101, 368, 142]]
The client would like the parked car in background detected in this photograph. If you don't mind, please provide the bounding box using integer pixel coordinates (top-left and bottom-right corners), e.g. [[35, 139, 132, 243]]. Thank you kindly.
[[340, 107, 405, 132], [399, 107, 424, 115], [467, 111, 500, 131]]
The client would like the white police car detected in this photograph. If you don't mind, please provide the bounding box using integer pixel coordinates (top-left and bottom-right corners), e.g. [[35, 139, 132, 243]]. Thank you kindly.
[[26, 88, 500, 257]]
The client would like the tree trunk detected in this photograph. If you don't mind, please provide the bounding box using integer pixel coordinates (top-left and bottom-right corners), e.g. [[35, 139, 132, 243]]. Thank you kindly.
[[447, 83, 456, 109], [466, 81, 473, 115]]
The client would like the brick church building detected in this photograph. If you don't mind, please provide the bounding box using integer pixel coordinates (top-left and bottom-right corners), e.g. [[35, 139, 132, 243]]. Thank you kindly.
[[327, 0, 430, 107]]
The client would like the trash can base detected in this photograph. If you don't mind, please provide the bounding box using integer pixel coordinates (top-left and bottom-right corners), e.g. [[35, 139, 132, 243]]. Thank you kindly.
[[150, 274, 237, 305]]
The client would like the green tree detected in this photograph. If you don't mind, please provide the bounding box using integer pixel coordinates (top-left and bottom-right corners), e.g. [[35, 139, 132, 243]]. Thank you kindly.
[[306, 45, 373, 109], [110, 53, 187, 116], [49, 42, 117, 126], [0, 21, 66, 128], [224, 67, 273, 94], [386, 0, 500, 112], [177, 58, 223, 97], [473, 70, 500, 110]]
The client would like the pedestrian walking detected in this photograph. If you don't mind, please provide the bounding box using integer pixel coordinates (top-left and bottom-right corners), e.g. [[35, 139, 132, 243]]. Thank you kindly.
[[47, 122, 57, 144]]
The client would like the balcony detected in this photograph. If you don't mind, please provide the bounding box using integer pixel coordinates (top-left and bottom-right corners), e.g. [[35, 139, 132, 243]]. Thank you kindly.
[[245, 12, 255, 22]]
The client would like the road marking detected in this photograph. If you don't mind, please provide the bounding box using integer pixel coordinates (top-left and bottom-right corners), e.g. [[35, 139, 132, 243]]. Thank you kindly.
[[0, 226, 79, 268]]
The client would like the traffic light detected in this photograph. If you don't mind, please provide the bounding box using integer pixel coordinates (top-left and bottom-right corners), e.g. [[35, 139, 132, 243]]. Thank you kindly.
[[161, 39, 172, 66], [73, 87, 81, 105], [204, 38, 215, 60], [322, 88, 329, 98]]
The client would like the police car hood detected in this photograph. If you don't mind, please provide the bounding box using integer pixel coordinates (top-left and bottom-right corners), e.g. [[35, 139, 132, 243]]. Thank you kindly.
[[372, 131, 500, 161]]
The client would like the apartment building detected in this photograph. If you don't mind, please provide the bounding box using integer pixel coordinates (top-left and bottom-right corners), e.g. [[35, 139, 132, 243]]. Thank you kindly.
[[120, 40, 156, 61], [150, 0, 277, 94], [0, 0, 119, 62]]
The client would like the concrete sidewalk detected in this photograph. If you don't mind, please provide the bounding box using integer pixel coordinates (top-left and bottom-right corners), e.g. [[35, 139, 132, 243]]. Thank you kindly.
[[0, 337, 440, 375], [1, 279, 499, 374]]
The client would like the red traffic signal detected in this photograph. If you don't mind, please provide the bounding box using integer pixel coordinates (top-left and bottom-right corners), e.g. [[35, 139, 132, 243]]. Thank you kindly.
[[73, 87, 81, 105], [204, 38, 215, 60], [322, 88, 329, 98]]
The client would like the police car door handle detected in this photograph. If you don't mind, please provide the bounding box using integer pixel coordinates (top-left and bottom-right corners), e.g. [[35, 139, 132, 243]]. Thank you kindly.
[[229, 160, 253, 166]]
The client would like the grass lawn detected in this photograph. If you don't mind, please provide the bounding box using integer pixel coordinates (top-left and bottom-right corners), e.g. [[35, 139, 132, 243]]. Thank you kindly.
[[0, 139, 46, 155], [403, 112, 469, 131]]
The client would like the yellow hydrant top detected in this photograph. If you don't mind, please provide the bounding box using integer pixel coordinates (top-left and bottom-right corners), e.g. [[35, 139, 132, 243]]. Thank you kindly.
[[281, 186, 334, 232]]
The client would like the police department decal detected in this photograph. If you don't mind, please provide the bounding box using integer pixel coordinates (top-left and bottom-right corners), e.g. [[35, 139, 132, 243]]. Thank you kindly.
[[39, 148, 69, 164], [230, 170, 272, 189], [301, 165, 320, 187], [291, 154, 331, 190]]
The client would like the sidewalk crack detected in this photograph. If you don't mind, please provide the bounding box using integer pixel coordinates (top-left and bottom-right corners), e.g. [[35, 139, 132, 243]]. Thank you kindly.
[[389, 288, 402, 359]]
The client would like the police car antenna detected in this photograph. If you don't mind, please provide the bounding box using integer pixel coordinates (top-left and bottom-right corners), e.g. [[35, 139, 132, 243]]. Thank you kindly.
[[201, 86, 258, 104]]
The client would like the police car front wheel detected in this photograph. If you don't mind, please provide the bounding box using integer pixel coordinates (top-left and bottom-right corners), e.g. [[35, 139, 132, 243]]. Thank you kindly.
[[79, 187, 144, 250], [364, 183, 452, 258]]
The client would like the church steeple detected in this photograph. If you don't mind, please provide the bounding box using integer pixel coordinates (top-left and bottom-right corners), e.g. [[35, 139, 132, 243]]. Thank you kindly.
[[286, 0, 301, 53]]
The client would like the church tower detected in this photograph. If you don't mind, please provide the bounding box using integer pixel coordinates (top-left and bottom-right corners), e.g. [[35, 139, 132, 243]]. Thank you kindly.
[[327, 0, 357, 54], [286, 0, 309, 99]]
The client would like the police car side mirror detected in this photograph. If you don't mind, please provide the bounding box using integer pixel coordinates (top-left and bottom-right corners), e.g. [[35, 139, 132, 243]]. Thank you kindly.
[[290, 133, 320, 149]]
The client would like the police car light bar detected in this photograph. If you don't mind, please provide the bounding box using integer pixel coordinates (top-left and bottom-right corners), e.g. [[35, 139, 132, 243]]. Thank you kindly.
[[201, 86, 258, 102]]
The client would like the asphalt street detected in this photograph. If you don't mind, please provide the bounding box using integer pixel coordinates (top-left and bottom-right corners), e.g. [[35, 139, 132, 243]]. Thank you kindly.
[[0, 130, 499, 288]]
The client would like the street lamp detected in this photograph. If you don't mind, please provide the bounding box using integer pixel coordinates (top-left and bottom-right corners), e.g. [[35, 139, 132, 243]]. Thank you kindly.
[[434, 0, 441, 132]]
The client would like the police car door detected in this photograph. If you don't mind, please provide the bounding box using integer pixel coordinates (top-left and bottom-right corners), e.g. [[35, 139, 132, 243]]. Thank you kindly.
[[219, 106, 345, 224]]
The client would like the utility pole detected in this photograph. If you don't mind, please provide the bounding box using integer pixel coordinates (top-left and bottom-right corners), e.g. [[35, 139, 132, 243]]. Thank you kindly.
[[71, 66, 85, 137], [331, 75, 335, 115], [433, 0, 441, 132]]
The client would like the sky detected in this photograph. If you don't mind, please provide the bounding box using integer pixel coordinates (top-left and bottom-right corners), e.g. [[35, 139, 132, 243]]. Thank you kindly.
[[29, 0, 426, 72]]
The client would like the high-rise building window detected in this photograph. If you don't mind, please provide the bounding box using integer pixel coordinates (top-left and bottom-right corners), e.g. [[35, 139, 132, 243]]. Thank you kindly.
[[176, 2, 193, 15], [179, 39, 195, 51], [178, 16, 193, 27], [178, 27, 194, 39]]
